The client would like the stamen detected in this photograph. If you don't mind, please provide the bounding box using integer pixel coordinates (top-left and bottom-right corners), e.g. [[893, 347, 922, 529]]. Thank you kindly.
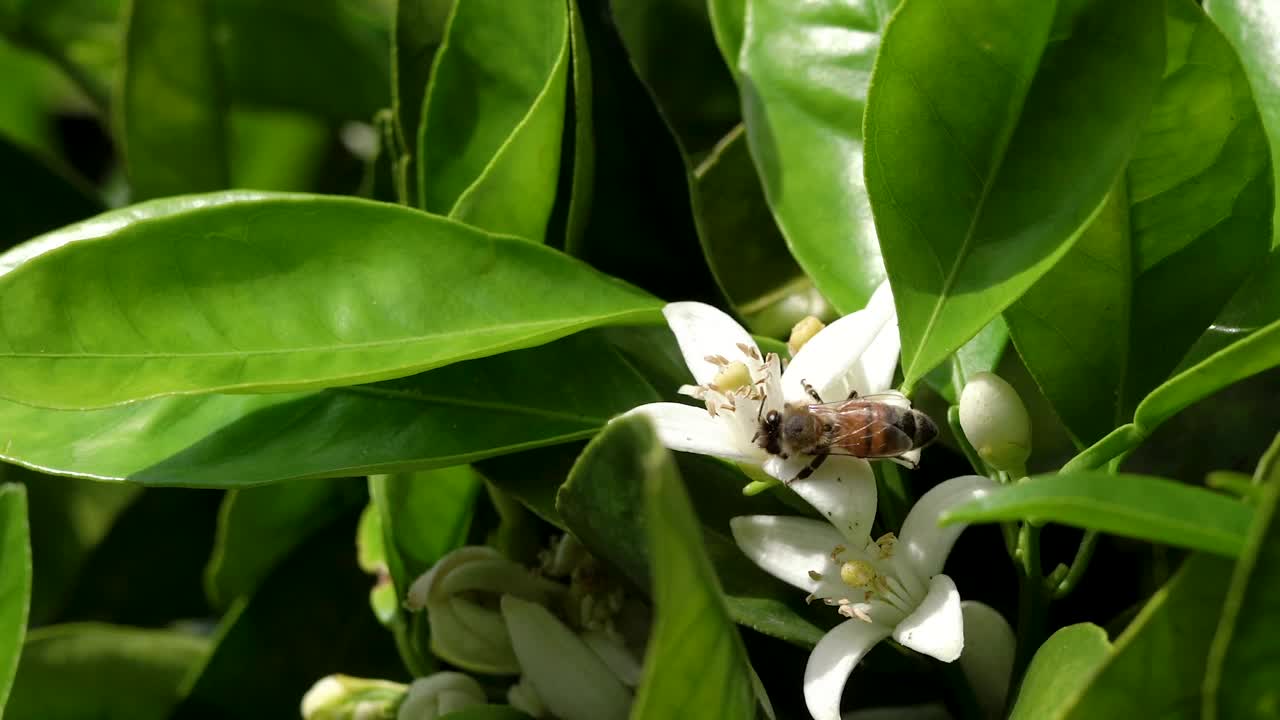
[[807, 570, 823, 581], [830, 545, 846, 562]]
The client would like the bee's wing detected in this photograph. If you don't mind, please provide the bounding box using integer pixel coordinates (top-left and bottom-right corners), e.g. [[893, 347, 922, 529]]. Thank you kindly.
[[823, 410, 914, 457]]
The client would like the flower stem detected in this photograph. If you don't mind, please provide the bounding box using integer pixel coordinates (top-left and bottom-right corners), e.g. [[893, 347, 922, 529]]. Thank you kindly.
[[1061, 423, 1143, 473], [1011, 522, 1046, 685], [947, 405, 988, 476], [1051, 530, 1098, 599]]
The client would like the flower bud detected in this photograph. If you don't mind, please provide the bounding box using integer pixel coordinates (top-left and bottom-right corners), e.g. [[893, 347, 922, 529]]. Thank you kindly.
[[787, 316, 827, 356], [405, 546, 565, 674], [396, 672, 486, 720], [300, 674, 406, 720], [959, 372, 1031, 474]]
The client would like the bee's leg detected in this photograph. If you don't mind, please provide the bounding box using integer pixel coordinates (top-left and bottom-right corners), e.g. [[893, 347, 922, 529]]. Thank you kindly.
[[788, 452, 829, 484], [801, 379, 823, 403], [847, 389, 860, 400]]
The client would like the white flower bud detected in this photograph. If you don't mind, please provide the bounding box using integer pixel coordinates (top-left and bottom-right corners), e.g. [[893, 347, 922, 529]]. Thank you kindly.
[[396, 672, 486, 720], [300, 674, 406, 720], [404, 546, 566, 674], [959, 372, 1031, 474], [787, 316, 827, 356]]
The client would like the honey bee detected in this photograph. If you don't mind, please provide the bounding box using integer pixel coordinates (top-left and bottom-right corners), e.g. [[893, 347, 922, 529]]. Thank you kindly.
[[753, 380, 938, 481]]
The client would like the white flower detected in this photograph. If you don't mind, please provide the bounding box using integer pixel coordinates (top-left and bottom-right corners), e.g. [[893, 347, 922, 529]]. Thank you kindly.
[[397, 673, 486, 720], [732, 475, 1009, 720], [958, 372, 1031, 475], [625, 281, 902, 540], [300, 674, 407, 720]]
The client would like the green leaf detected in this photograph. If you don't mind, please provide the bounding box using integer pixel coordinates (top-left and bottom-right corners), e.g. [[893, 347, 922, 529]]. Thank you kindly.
[[0, 483, 29, 712], [630, 416, 758, 720], [1203, 435, 1280, 719], [1136, 311, 1280, 433], [118, 0, 228, 200], [0, 0, 123, 106], [942, 472, 1252, 557], [476, 443, 577, 529], [692, 125, 823, 337], [228, 108, 330, 192], [611, 0, 740, 159], [866, 0, 1166, 387], [0, 134, 102, 249], [923, 316, 1010, 405], [1006, 0, 1274, 445], [9, 468, 137, 625], [1009, 624, 1112, 720], [1205, 0, 1280, 243], [557, 0, 595, 251], [391, 0, 454, 196], [1056, 554, 1233, 719], [706, 0, 744, 79], [558, 415, 823, 649], [5, 623, 208, 720], [560, 0, 719, 304], [204, 477, 365, 608], [368, 466, 479, 597], [213, 0, 390, 122], [175, 511, 406, 718], [0, 332, 658, 486], [0, 192, 660, 410], [738, 0, 894, 314], [417, 0, 569, 241]]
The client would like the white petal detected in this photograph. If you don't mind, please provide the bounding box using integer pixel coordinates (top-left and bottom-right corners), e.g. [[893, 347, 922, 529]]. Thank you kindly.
[[805, 619, 894, 720], [892, 574, 964, 662], [841, 704, 952, 720], [730, 515, 846, 594], [622, 403, 758, 463], [501, 595, 632, 720], [958, 601, 1015, 720], [662, 302, 760, 386], [847, 318, 902, 397], [782, 289, 895, 405], [897, 476, 997, 580], [789, 456, 877, 545]]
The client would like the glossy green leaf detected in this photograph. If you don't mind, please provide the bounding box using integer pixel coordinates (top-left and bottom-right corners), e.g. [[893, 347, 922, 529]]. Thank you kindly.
[[738, 0, 893, 314], [0, 133, 102, 249], [1136, 307, 1280, 433], [557, 0, 594, 250], [0, 193, 660, 410], [10, 467, 138, 625], [1065, 314, 1280, 472], [1206, 0, 1280, 240], [560, 0, 719, 304], [611, 0, 740, 159], [867, 0, 1166, 387], [1009, 624, 1112, 720], [118, 0, 228, 200], [204, 477, 365, 608], [228, 108, 330, 192], [475, 443, 577, 529], [418, 0, 568, 241], [0, 0, 122, 106], [0, 483, 29, 712], [0, 332, 658, 486], [706, 0, 744, 79], [558, 415, 823, 648], [1183, 248, 1280, 367], [631, 416, 757, 719], [213, 0, 390, 121], [368, 466, 479, 596], [942, 472, 1252, 557], [1056, 554, 1232, 719], [391, 0, 454, 194], [1203, 435, 1280, 719], [176, 511, 405, 718], [1006, 0, 1273, 445], [692, 125, 823, 337], [5, 623, 208, 720]]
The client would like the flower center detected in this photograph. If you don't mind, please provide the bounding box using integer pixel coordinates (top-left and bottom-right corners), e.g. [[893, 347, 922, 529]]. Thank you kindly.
[[808, 534, 921, 624], [711, 361, 752, 393]]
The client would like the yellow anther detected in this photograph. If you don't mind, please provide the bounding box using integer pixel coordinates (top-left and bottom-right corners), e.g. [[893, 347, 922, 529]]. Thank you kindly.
[[787, 316, 827, 355], [840, 560, 876, 589], [711, 361, 752, 393]]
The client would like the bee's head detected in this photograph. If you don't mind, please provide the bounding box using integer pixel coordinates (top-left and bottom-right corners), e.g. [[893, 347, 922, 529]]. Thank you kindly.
[[754, 409, 784, 456]]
